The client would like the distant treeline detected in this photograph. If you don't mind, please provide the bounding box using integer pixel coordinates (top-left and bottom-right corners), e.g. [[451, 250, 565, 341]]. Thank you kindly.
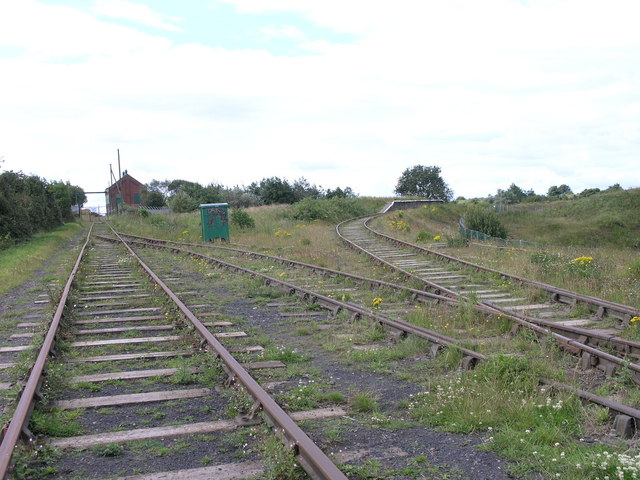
[[478, 182, 625, 206], [0, 171, 86, 249], [141, 177, 356, 213]]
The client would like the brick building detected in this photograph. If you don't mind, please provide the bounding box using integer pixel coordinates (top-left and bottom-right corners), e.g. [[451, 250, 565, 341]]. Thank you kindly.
[[106, 171, 143, 214]]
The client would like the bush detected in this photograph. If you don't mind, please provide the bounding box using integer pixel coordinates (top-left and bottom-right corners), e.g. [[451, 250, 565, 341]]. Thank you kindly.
[[464, 207, 508, 239], [168, 191, 198, 213], [290, 197, 369, 222], [0, 171, 68, 248], [567, 256, 600, 278], [230, 209, 255, 229]]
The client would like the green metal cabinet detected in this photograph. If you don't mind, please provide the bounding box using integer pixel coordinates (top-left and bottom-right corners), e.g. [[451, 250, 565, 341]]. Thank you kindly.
[[200, 203, 229, 242]]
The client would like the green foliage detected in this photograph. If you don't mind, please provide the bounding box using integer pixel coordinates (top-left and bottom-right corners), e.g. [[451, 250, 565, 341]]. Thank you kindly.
[[30, 408, 84, 437], [251, 177, 296, 204], [168, 191, 198, 213], [12, 445, 61, 480], [530, 251, 563, 273], [49, 180, 86, 221], [394, 165, 454, 201], [547, 184, 573, 198], [230, 208, 255, 229], [415, 230, 431, 242], [350, 391, 379, 413], [628, 257, 640, 279], [567, 256, 600, 279], [446, 235, 468, 247], [142, 190, 166, 207], [496, 188, 640, 248], [91, 443, 124, 457], [290, 197, 371, 222], [0, 171, 84, 248], [261, 434, 304, 480], [464, 207, 508, 239], [492, 183, 537, 205]]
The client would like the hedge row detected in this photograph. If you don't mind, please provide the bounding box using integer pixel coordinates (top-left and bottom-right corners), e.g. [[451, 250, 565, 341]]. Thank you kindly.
[[0, 171, 85, 249]]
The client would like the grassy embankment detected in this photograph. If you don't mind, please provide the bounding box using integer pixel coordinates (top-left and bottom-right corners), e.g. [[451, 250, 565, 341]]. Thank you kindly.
[[0, 222, 86, 297], [372, 190, 640, 309], [110, 197, 388, 270]]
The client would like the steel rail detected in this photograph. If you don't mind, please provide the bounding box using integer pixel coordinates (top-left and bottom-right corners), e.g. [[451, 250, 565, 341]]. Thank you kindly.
[[0, 224, 95, 478], [335, 219, 640, 382], [105, 230, 348, 480], [105, 235, 485, 362], [115, 231, 461, 305], [112, 233, 640, 426], [114, 232, 640, 382], [357, 215, 640, 322]]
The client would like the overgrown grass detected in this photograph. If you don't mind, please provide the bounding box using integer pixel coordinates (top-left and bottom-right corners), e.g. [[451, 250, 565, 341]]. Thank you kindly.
[[406, 354, 639, 480], [368, 194, 640, 309], [0, 222, 85, 296]]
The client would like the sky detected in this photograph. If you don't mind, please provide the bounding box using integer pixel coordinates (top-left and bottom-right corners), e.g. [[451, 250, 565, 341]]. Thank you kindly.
[[1, 0, 639, 210]]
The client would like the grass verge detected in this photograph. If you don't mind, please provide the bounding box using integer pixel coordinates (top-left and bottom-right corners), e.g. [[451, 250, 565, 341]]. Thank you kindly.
[[0, 222, 85, 296]]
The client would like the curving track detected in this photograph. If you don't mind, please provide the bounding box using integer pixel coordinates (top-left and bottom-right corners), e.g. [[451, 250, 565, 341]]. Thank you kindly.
[[337, 216, 640, 380]]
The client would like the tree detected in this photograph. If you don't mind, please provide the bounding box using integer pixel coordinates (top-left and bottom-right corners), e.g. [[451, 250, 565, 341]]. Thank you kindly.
[[394, 165, 453, 201], [49, 180, 85, 221], [142, 191, 166, 207], [168, 191, 198, 213], [493, 184, 527, 205], [547, 184, 572, 198], [325, 186, 356, 199], [256, 177, 296, 204]]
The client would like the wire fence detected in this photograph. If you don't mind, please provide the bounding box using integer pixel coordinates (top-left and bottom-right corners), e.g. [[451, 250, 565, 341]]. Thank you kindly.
[[459, 218, 543, 249], [139, 206, 172, 214]]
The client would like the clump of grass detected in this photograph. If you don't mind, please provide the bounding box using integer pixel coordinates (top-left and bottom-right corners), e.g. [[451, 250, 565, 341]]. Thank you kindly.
[[91, 443, 124, 457], [261, 433, 304, 480], [350, 391, 379, 413], [170, 366, 195, 385], [262, 346, 309, 363], [30, 408, 84, 437]]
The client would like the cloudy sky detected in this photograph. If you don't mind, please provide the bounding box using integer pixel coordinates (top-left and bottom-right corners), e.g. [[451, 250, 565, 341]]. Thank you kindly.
[[1, 0, 639, 209]]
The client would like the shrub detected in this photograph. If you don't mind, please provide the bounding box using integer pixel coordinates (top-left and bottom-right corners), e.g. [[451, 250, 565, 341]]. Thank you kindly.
[[290, 197, 369, 222], [416, 230, 430, 242], [168, 191, 198, 213], [230, 208, 255, 229], [567, 256, 600, 278], [464, 207, 508, 239]]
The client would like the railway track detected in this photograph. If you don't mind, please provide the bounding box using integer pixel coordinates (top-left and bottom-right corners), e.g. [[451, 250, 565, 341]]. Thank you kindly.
[[337, 216, 640, 376], [3, 220, 638, 478], [0, 224, 349, 479], [113, 231, 640, 435]]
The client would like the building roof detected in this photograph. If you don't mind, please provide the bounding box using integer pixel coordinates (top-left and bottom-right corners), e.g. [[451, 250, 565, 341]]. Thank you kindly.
[[108, 172, 143, 191]]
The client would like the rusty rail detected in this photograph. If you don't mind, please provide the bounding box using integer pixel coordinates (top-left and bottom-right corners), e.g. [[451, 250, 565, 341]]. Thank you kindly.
[[107, 229, 348, 480], [106, 234, 485, 363], [116, 232, 640, 428], [355, 215, 640, 322], [115, 231, 640, 383], [0, 224, 94, 477], [336, 217, 640, 380]]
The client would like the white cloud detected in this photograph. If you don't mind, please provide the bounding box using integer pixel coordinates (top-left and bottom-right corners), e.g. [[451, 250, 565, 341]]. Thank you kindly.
[[92, 0, 183, 32], [1, 0, 639, 210]]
